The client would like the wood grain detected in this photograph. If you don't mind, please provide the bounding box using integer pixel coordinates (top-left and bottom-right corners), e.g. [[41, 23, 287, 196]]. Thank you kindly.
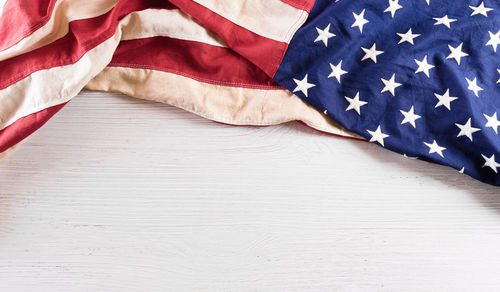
[[0, 91, 499, 291]]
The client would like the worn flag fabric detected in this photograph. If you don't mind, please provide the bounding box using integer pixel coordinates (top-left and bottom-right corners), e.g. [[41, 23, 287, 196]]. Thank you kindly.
[[1, 0, 500, 186], [0, 0, 356, 161], [84, 6, 355, 137], [273, 0, 500, 185]]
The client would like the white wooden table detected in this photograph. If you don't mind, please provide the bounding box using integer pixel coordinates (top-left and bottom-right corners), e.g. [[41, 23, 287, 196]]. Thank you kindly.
[[1, 91, 500, 291]]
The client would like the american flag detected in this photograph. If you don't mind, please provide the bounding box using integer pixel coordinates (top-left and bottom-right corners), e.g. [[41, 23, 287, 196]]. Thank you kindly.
[[0, 0, 499, 186]]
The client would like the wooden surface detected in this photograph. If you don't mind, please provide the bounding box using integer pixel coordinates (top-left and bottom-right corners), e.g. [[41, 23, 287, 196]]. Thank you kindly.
[[1, 91, 500, 291]]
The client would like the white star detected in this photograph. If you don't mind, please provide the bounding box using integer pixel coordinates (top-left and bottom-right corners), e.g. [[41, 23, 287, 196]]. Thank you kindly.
[[400, 106, 421, 128], [483, 112, 500, 134], [482, 154, 500, 173], [397, 28, 420, 45], [455, 118, 481, 141], [292, 74, 315, 97], [434, 89, 458, 110], [486, 30, 500, 52], [381, 74, 402, 96], [414, 55, 435, 78], [425, 0, 430, 5], [328, 60, 348, 83], [314, 24, 335, 47], [470, 2, 493, 17], [384, 0, 402, 18], [465, 77, 484, 97], [351, 9, 369, 33], [424, 140, 446, 158], [446, 43, 469, 65], [344, 92, 368, 115], [433, 15, 457, 29], [497, 69, 500, 83], [361, 43, 384, 63], [367, 125, 390, 146], [459, 167, 465, 174]]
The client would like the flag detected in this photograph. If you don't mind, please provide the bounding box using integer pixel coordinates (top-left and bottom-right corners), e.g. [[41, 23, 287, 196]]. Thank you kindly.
[[1, 0, 500, 186]]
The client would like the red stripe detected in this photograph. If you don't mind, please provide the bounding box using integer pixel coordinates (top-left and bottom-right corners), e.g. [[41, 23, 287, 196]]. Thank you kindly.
[[0, 102, 67, 153], [279, 0, 315, 12], [109, 37, 281, 89], [0, 0, 55, 51], [0, 0, 173, 90], [169, 0, 288, 78]]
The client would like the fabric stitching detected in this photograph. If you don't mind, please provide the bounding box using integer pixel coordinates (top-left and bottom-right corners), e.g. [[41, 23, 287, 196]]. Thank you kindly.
[[108, 63, 284, 90], [1, 0, 58, 51]]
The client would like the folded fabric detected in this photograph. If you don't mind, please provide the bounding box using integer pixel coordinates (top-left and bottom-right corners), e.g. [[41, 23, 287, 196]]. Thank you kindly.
[[0, 0, 355, 160], [274, 0, 500, 185], [0, 0, 499, 186]]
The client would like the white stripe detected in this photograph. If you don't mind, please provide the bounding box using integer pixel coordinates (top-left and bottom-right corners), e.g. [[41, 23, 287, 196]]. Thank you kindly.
[[121, 8, 227, 47], [0, 0, 6, 16], [0, 0, 118, 61], [86, 66, 358, 139], [0, 9, 160, 131], [191, 0, 308, 43]]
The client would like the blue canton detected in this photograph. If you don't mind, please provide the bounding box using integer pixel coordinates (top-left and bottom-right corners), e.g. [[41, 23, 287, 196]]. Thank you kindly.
[[274, 0, 500, 186]]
